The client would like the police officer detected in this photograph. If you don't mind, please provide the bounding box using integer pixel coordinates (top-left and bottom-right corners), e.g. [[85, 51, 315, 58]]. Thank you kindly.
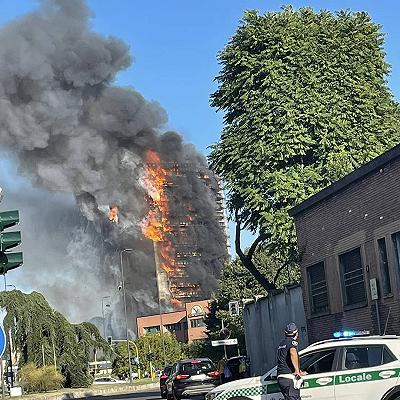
[[276, 323, 307, 400]]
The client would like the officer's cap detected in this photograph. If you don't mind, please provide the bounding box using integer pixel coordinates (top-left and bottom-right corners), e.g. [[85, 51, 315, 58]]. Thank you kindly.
[[285, 322, 298, 336]]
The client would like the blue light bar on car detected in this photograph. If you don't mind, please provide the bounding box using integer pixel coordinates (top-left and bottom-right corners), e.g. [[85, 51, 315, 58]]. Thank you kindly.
[[333, 330, 370, 338]]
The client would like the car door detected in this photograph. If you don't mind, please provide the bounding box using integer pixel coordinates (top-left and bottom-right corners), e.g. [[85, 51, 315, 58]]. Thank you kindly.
[[334, 344, 399, 400], [260, 350, 338, 400], [299, 348, 339, 400], [166, 363, 177, 395]]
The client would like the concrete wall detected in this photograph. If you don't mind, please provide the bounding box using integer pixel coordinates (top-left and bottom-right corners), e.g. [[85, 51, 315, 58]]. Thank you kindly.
[[243, 285, 307, 376]]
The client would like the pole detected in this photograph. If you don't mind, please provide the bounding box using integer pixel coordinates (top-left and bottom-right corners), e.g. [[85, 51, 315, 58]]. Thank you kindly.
[[0, 358, 4, 400], [221, 320, 227, 359], [130, 340, 141, 380], [8, 331, 13, 387], [153, 242, 167, 367], [52, 338, 57, 370], [42, 344, 45, 366], [148, 343, 154, 382], [102, 299, 106, 338], [375, 300, 382, 335], [4, 284, 13, 388], [94, 349, 97, 376], [120, 249, 133, 384]]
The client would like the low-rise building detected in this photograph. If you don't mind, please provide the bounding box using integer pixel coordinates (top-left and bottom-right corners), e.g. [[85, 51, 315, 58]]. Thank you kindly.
[[290, 144, 400, 343], [136, 300, 209, 343]]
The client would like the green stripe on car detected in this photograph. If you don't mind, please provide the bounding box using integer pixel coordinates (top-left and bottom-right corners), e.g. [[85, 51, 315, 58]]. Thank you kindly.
[[216, 367, 400, 399]]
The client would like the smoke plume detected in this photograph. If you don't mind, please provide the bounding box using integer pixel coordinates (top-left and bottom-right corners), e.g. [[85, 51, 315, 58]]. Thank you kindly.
[[0, 0, 227, 336]]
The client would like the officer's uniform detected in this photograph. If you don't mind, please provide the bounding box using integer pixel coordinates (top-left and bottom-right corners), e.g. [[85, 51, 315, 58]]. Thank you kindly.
[[276, 334, 301, 400]]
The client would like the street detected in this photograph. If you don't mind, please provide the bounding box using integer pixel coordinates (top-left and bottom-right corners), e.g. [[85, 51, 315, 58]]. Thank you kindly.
[[86, 390, 204, 400]]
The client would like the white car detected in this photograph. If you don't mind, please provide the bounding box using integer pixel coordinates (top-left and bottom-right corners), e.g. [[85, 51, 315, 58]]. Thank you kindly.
[[93, 376, 126, 385], [206, 334, 400, 400]]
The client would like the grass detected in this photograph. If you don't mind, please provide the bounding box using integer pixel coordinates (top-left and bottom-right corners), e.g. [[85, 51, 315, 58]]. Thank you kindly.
[[91, 378, 155, 388]]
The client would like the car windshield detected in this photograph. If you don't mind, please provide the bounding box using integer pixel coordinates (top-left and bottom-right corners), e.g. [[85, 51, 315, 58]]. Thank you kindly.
[[180, 361, 214, 375]]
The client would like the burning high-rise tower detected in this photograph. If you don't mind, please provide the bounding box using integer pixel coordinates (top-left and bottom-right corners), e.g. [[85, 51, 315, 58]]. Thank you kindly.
[[142, 150, 228, 307]]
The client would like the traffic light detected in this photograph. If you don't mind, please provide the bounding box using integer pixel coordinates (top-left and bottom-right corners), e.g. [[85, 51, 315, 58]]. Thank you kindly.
[[107, 336, 112, 345], [146, 352, 154, 361], [228, 301, 240, 316], [0, 211, 23, 274]]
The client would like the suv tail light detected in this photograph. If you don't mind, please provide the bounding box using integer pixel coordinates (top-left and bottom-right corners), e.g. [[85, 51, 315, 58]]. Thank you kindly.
[[207, 371, 220, 377], [176, 374, 190, 380]]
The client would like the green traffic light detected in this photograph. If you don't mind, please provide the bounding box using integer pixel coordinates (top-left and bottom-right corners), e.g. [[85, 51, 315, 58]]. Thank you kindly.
[[0, 210, 23, 274], [0, 252, 23, 274], [0, 231, 21, 251], [0, 211, 19, 230]]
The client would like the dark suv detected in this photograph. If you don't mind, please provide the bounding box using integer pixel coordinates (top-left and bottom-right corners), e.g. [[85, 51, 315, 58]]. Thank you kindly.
[[160, 365, 173, 398], [166, 358, 220, 400]]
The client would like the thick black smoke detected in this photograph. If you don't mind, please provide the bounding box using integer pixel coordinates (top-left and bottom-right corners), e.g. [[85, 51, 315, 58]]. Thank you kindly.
[[0, 0, 227, 336]]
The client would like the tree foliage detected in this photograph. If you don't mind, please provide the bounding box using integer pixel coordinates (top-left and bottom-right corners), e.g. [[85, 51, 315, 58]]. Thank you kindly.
[[112, 333, 186, 376], [20, 363, 64, 393], [0, 290, 110, 388], [188, 250, 294, 360], [209, 7, 400, 289]]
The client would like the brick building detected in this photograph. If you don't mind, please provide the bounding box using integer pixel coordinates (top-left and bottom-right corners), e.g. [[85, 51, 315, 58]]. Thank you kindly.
[[290, 144, 400, 343], [136, 299, 209, 343]]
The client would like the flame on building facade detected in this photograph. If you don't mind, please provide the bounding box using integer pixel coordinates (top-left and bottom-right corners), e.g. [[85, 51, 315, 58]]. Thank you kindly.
[[142, 150, 228, 307]]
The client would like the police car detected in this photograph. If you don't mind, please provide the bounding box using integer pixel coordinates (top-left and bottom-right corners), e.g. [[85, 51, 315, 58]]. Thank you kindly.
[[205, 332, 400, 400]]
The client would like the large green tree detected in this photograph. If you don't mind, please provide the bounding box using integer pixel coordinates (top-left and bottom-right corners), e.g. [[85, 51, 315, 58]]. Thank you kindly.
[[210, 7, 400, 290], [112, 333, 186, 376], [0, 290, 110, 388]]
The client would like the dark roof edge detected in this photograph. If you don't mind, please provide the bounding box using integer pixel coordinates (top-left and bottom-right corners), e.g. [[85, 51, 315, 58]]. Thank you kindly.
[[289, 144, 400, 217]]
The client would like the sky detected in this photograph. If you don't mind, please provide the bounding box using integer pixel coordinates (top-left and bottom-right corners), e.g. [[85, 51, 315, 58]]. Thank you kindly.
[[0, 0, 400, 287]]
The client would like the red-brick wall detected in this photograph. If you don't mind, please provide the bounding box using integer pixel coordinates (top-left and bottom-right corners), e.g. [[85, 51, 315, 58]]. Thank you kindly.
[[294, 159, 400, 342]]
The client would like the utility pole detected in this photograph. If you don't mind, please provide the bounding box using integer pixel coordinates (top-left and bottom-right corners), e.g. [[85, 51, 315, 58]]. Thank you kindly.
[[120, 249, 134, 384], [3, 283, 13, 387]]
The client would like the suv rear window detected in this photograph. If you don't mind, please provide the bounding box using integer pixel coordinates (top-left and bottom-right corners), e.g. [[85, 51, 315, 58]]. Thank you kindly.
[[179, 360, 215, 375], [342, 346, 396, 370]]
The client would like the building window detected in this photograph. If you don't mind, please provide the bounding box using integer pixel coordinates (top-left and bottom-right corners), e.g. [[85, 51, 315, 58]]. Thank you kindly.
[[339, 248, 367, 306], [145, 325, 160, 333], [164, 323, 182, 332], [190, 318, 205, 328], [307, 262, 329, 314], [391, 232, 400, 276], [378, 238, 392, 296]]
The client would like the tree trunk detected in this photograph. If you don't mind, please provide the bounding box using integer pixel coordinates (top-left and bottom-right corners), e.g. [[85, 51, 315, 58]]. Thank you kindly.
[[234, 218, 276, 292]]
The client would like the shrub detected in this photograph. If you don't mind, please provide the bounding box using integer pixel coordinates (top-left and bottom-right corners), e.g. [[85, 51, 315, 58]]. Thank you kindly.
[[20, 363, 64, 393]]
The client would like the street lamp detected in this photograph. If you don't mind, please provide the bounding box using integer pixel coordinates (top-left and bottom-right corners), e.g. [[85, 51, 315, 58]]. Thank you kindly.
[[101, 296, 111, 338], [120, 248, 134, 384]]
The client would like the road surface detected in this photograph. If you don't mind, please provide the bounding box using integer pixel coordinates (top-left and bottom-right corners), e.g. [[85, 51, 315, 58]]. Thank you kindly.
[[86, 389, 204, 400]]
